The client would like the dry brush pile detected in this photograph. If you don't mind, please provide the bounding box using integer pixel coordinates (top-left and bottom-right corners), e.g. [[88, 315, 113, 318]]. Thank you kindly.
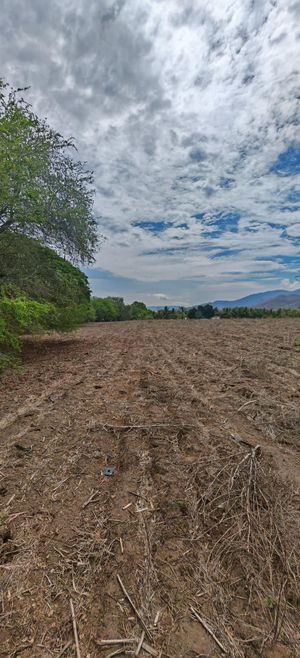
[[184, 440, 300, 656]]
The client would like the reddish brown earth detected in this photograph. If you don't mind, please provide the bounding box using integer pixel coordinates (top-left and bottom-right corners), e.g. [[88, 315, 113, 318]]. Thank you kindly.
[[0, 320, 300, 658]]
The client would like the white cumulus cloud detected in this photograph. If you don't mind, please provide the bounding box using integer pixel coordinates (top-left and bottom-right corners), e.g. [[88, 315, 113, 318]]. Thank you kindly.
[[0, 0, 299, 302]]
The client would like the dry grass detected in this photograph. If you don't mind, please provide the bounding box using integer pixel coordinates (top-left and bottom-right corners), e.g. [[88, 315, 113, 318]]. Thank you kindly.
[[185, 442, 300, 656]]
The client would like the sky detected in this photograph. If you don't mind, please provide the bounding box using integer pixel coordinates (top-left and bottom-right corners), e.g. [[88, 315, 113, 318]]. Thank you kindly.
[[1, 0, 300, 305]]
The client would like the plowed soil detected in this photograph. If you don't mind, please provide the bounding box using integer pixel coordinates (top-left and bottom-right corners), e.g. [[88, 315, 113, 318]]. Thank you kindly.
[[1, 320, 300, 658]]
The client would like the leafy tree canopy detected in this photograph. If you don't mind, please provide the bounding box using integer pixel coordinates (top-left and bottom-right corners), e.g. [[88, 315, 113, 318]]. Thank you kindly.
[[187, 304, 215, 319], [128, 301, 152, 320], [0, 80, 99, 263], [0, 233, 91, 307], [92, 297, 120, 322], [92, 297, 153, 322]]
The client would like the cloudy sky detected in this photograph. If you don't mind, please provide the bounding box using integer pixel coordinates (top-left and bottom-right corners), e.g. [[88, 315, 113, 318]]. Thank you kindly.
[[1, 0, 300, 305]]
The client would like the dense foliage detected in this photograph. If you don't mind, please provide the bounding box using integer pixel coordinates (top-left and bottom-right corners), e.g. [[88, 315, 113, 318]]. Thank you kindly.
[[218, 306, 300, 318], [0, 292, 95, 371], [0, 81, 99, 371], [0, 233, 91, 306], [187, 304, 215, 319], [0, 296, 55, 370], [154, 305, 300, 320], [92, 297, 152, 322]]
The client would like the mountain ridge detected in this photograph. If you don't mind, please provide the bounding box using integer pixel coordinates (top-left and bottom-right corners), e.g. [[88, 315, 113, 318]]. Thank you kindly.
[[147, 289, 300, 311], [212, 289, 300, 309]]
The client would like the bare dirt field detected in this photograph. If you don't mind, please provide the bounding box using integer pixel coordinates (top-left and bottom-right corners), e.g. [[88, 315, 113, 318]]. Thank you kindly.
[[1, 319, 300, 658]]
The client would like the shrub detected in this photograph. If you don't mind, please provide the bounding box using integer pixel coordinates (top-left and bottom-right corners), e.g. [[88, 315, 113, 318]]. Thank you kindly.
[[0, 295, 94, 372], [0, 296, 55, 371]]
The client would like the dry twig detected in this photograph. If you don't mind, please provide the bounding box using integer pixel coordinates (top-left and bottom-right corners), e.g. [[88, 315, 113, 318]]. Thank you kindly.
[[117, 574, 152, 640], [82, 489, 101, 508], [95, 639, 136, 646], [57, 641, 72, 658], [191, 606, 227, 653], [70, 598, 81, 658], [135, 631, 145, 656]]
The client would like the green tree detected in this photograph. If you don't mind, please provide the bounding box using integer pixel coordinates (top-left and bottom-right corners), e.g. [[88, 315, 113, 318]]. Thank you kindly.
[[92, 297, 120, 322], [187, 304, 215, 319], [108, 297, 129, 320], [0, 233, 91, 306], [129, 301, 152, 320], [0, 80, 98, 262]]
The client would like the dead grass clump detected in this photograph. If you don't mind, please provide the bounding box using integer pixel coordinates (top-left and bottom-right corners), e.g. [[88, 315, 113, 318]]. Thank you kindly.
[[273, 404, 300, 446], [240, 357, 268, 380], [185, 444, 300, 656], [254, 400, 300, 447], [69, 514, 111, 585]]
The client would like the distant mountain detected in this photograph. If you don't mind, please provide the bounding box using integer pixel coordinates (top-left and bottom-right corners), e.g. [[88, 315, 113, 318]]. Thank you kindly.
[[213, 289, 300, 309], [148, 290, 300, 312], [256, 293, 300, 310]]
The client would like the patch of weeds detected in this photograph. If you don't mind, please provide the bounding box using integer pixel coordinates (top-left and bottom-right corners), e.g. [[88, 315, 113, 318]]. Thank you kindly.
[[172, 499, 188, 514], [265, 596, 276, 610]]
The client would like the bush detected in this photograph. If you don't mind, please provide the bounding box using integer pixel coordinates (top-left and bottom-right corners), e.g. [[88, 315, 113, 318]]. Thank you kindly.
[[0, 295, 95, 372], [53, 302, 96, 331], [92, 297, 121, 322], [0, 296, 56, 371], [0, 234, 92, 307]]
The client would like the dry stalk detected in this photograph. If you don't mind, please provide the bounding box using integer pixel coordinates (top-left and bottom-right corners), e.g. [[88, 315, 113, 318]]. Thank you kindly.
[[70, 598, 81, 658], [190, 606, 227, 653], [184, 443, 300, 656], [117, 574, 152, 640]]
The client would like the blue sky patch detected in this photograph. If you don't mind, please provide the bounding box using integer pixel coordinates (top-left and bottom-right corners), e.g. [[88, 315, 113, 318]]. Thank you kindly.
[[211, 248, 243, 259], [142, 245, 191, 256], [271, 146, 300, 176], [279, 205, 299, 212], [219, 177, 235, 189], [133, 220, 172, 233], [287, 188, 300, 202], [204, 212, 240, 235]]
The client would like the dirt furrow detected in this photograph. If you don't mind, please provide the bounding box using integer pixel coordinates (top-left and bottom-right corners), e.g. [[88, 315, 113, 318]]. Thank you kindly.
[[0, 320, 299, 658]]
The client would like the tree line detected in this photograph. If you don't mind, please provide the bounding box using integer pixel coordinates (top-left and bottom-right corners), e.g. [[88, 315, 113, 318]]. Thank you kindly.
[[218, 306, 300, 318], [90, 300, 300, 322]]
